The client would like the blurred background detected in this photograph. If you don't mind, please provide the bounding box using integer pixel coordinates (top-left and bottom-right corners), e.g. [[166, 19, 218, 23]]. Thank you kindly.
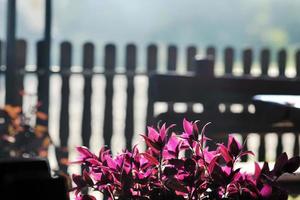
[[1, 0, 300, 66], [1, 0, 300, 175]]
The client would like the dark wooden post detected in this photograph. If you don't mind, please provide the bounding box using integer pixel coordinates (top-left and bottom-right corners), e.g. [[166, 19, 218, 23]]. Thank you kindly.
[[186, 46, 197, 72], [275, 49, 287, 158], [103, 44, 116, 148], [278, 49, 286, 77], [44, 0, 52, 43], [194, 57, 214, 78], [146, 44, 158, 128], [241, 48, 254, 161], [224, 47, 234, 74], [36, 0, 51, 123], [43, 0, 51, 74], [125, 44, 136, 149], [14, 40, 26, 106], [5, 0, 17, 105], [36, 41, 50, 126], [57, 42, 72, 173], [81, 43, 94, 148], [167, 45, 177, 112], [260, 48, 270, 76], [243, 49, 252, 75], [206, 46, 216, 67], [186, 46, 197, 112], [194, 57, 216, 113]]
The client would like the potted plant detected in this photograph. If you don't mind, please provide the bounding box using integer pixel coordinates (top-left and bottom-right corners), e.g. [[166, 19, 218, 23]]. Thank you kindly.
[[71, 119, 300, 200]]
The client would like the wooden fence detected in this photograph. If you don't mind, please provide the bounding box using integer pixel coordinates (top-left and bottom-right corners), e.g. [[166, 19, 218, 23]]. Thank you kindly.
[[1, 39, 300, 172]]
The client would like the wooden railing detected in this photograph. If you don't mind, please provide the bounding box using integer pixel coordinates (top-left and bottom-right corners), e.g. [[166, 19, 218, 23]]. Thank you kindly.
[[1, 39, 300, 172]]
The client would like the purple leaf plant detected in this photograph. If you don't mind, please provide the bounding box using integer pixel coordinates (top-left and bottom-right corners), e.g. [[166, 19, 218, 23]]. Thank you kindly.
[[71, 119, 300, 200]]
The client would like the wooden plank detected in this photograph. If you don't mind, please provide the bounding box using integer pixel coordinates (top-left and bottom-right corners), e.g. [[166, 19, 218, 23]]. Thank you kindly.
[[223, 47, 234, 113], [146, 44, 157, 72], [194, 57, 214, 78], [5, 0, 17, 104], [241, 48, 253, 160], [186, 46, 197, 112], [5, 40, 26, 106], [59, 42, 71, 147], [206, 46, 216, 67], [57, 41, 72, 173], [224, 47, 234, 74], [149, 74, 300, 103], [278, 173, 300, 195], [167, 45, 177, 112], [276, 49, 287, 158], [44, 0, 52, 43], [36, 40, 50, 127], [194, 58, 217, 113], [223, 47, 234, 114], [296, 49, 300, 77], [125, 44, 136, 149], [146, 44, 158, 127], [242, 49, 252, 75], [81, 43, 94, 148], [186, 46, 197, 72], [36, 41, 50, 126], [167, 45, 177, 71], [13, 40, 26, 106], [258, 48, 269, 162], [103, 44, 116, 148], [260, 48, 270, 76], [278, 49, 287, 77]]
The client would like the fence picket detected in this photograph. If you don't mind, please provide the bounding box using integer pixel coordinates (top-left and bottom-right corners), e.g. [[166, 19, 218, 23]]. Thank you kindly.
[[224, 47, 234, 74], [103, 44, 116, 148], [15, 40, 26, 106], [260, 48, 270, 76], [36, 40, 50, 126], [57, 41, 72, 173], [81, 43, 94, 148], [186, 46, 197, 112], [243, 49, 252, 75], [5, 40, 26, 106], [125, 44, 136, 149], [206, 46, 216, 67], [186, 46, 197, 72], [275, 49, 287, 158], [146, 44, 158, 128], [278, 49, 287, 77], [223, 47, 234, 114], [167, 45, 177, 112], [241, 48, 253, 161]]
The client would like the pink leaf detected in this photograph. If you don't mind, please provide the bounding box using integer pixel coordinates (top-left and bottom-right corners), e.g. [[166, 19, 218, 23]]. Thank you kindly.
[[140, 152, 159, 165], [183, 118, 193, 135], [147, 126, 159, 141], [260, 184, 272, 198]]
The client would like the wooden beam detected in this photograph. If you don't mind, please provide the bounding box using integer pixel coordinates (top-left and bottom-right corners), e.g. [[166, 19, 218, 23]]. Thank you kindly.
[[149, 74, 300, 104]]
